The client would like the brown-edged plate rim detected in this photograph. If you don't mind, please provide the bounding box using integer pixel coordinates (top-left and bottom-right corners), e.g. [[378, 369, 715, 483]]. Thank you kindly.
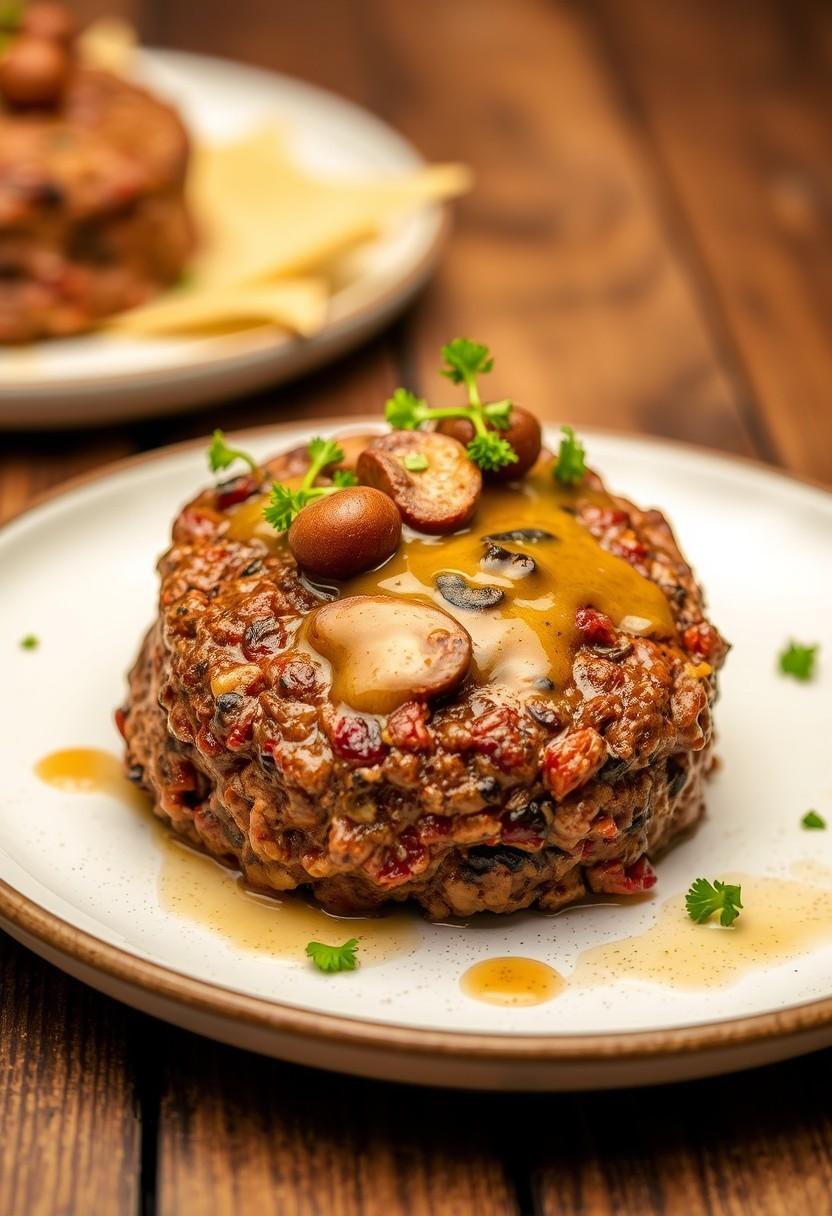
[[1, 419, 831, 1071]]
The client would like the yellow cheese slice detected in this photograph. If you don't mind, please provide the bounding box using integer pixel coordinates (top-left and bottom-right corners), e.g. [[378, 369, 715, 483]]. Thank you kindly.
[[111, 278, 328, 337], [189, 127, 471, 287]]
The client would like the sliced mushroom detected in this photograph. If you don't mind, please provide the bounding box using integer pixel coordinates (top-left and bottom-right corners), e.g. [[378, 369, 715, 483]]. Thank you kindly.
[[480, 542, 536, 579], [357, 432, 481, 535], [306, 594, 471, 714], [435, 573, 504, 611], [483, 528, 555, 544]]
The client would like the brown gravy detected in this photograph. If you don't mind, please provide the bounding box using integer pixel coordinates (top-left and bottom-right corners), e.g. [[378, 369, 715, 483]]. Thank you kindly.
[[228, 463, 676, 698]]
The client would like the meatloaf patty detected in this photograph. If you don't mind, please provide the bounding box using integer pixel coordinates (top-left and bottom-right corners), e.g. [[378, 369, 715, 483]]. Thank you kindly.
[[121, 440, 727, 919], [0, 67, 193, 342]]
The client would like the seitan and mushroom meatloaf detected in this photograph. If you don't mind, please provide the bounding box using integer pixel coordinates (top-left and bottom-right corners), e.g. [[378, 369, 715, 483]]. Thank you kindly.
[[0, 4, 193, 342], [120, 369, 728, 920]]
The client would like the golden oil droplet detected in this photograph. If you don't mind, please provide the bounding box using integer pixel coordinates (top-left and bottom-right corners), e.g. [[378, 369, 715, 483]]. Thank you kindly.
[[461, 956, 564, 1006], [35, 747, 149, 813]]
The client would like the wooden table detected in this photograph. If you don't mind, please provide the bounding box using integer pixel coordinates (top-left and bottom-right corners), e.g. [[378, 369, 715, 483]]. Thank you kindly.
[[2, 1, 831, 1211]]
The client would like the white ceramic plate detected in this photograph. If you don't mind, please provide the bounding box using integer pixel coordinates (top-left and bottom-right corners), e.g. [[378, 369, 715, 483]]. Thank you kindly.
[[1, 424, 830, 1090], [0, 52, 448, 429]]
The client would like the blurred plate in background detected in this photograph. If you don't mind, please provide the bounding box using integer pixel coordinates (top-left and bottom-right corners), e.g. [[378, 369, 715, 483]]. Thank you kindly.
[[0, 50, 448, 430]]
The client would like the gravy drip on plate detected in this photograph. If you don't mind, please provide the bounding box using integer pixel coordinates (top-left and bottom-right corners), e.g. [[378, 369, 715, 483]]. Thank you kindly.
[[158, 834, 418, 964], [571, 871, 832, 989], [34, 749, 418, 965]]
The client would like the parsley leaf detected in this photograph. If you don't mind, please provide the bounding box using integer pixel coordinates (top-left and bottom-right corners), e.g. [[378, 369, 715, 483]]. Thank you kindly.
[[467, 432, 518, 472], [404, 452, 429, 472], [386, 340, 518, 472], [778, 641, 819, 681], [262, 437, 356, 532], [385, 388, 429, 430], [801, 810, 827, 830], [19, 634, 39, 650], [553, 425, 586, 486], [440, 338, 494, 389], [305, 938, 360, 974], [685, 877, 743, 927], [306, 436, 344, 474], [208, 429, 258, 474], [332, 468, 358, 488], [263, 482, 306, 532], [482, 399, 512, 431]]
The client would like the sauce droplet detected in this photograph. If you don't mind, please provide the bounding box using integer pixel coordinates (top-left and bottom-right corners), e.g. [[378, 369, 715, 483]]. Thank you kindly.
[[35, 747, 149, 813], [461, 956, 564, 1005]]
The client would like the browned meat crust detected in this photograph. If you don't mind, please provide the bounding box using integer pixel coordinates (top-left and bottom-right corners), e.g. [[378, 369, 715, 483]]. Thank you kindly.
[[121, 462, 728, 919], [0, 68, 193, 342]]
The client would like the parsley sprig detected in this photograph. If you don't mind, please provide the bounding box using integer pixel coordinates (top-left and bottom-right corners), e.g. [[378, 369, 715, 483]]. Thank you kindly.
[[263, 437, 357, 532], [554, 425, 586, 486], [801, 810, 826, 830], [685, 878, 743, 927], [208, 429, 258, 475], [385, 339, 518, 472], [778, 640, 819, 682], [305, 938, 360, 973]]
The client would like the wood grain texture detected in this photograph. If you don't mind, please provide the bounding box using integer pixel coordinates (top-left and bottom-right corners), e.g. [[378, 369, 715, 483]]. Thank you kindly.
[[355, 0, 764, 459], [0, 935, 140, 1216], [533, 1052, 832, 1215], [155, 1027, 518, 1216], [593, 0, 832, 481]]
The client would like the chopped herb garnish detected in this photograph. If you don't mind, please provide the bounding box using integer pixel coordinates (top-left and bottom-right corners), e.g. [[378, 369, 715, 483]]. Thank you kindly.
[[263, 437, 355, 532], [384, 338, 518, 472], [305, 938, 360, 974], [332, 468, 359, 488], [553, 425, 586, 486], [404, 452, 429, 472], [778, 641, 819, 682], [440, 337, 494, 387], [385, 387, 428, 430], [801, 810, 826, 830], [685, 877, 743, 927], [208, 429, 258, 475], [19, 634, 39, 650]]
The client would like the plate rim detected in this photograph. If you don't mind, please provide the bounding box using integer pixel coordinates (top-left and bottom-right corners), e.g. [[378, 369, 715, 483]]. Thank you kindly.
[[1, 422, 831, 1071]]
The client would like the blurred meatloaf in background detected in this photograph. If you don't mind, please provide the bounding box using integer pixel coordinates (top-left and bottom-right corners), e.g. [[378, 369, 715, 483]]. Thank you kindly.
[[0, 3, 194, 343]]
